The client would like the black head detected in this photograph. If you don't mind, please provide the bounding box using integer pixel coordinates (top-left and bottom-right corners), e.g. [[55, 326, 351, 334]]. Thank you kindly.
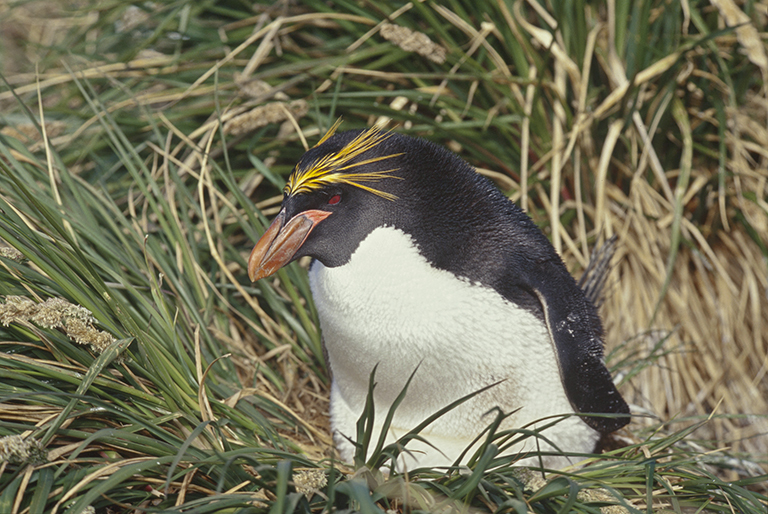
[[248, 125, 413, 279], [249, 123, 548, 279]]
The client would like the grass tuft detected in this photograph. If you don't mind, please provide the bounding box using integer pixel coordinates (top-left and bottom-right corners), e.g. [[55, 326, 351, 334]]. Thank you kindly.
[[0, 0, 766, 511]]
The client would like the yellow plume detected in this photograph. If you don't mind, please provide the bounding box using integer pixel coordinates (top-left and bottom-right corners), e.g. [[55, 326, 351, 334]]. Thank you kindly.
[[285, 124, 402, 200]]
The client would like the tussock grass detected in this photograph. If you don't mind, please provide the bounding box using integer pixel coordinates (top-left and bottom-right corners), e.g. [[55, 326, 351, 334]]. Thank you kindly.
[[0, 0, 766, 512]]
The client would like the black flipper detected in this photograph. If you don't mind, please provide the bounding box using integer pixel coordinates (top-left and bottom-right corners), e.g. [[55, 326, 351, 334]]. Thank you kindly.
[[530, 256, 629, 434]]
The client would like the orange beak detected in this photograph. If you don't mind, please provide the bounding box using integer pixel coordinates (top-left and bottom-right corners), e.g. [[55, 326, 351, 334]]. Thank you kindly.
[[247, 209, 332, 281]]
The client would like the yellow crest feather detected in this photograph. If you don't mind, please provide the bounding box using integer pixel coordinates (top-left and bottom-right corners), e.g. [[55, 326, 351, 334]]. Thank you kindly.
[[313, 118, 343, 147], [285, 124, 402, 200]]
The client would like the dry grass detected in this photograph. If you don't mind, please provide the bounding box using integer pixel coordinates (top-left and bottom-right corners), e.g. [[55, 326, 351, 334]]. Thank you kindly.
[[1, 0, 766, 455], [0, 0, 767, 511]]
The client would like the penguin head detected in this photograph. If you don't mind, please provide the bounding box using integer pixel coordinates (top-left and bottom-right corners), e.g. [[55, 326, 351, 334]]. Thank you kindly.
[[248, 124, 412, 280], [249, 123, 553, 287]]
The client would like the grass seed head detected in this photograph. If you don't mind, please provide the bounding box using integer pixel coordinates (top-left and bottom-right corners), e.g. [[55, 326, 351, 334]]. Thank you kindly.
[[0, 296, 114, 353], [293, 469, 328, 498], [224, 100, 309, 136], [0, 246, 25, 262], [0, 434, 48, 466], [380, 22, 447, 63]]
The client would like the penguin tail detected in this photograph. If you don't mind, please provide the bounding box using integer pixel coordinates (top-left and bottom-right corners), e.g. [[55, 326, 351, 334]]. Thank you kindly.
[[578, 235, 618, 308]]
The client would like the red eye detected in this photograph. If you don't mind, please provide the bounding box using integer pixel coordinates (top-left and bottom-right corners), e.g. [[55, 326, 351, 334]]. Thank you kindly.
[[328, 194, 341, 205]]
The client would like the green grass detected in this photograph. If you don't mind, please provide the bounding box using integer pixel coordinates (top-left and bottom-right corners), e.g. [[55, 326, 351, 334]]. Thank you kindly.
[[0, 0, 766, 512]]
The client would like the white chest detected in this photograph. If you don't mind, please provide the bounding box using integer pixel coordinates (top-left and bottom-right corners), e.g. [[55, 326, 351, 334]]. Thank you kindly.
[[308, 226, 595, 466]]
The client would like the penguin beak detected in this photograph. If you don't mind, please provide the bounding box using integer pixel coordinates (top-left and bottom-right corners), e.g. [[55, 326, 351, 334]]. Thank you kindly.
[[248, 208, 332, 281]]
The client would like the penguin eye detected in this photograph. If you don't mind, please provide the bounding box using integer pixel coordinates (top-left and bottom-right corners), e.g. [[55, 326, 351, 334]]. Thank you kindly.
[[327, 194, 341, 205]]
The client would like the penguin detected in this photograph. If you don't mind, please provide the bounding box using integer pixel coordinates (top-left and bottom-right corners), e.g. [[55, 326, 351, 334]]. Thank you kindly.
[[248, 123, 630, 470]]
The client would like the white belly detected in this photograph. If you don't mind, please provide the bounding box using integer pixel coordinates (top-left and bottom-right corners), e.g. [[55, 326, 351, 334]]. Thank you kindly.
[[309, 226, 598, 469]]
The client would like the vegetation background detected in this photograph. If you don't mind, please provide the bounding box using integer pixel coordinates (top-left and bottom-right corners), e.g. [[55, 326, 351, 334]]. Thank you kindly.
[[0, 0, 766, 512]]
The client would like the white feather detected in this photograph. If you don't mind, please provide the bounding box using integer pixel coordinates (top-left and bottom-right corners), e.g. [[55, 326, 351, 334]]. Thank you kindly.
[[309, 226, 598, 470]]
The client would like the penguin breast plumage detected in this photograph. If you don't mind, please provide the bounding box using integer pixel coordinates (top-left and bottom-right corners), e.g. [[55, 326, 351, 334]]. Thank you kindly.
[[248, 124, 630, 469]]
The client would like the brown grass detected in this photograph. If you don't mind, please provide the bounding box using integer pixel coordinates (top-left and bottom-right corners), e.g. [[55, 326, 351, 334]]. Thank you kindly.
[[1, 0, 766, 470]]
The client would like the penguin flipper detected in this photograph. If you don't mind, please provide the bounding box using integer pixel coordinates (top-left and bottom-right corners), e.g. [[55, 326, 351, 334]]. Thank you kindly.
[[531, 265, 630, 434]]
